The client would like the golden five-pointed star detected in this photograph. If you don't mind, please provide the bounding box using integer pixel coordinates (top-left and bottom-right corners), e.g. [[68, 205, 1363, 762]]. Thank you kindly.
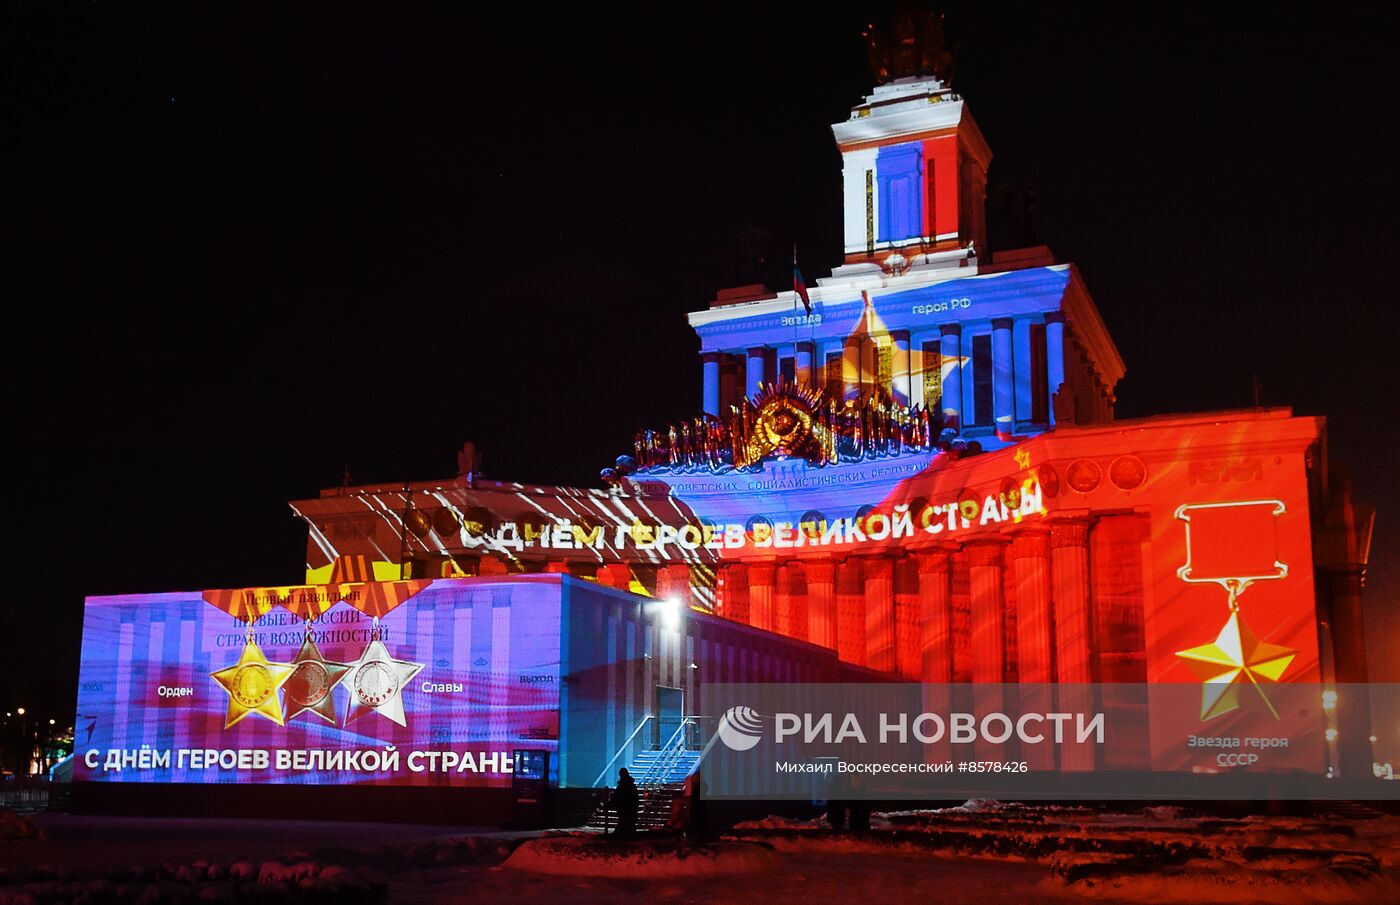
[[1175, 610, 1297, 721], [343, 636, 424, 728], [210, 638, 295, 728], [281, 634, 351, 725]]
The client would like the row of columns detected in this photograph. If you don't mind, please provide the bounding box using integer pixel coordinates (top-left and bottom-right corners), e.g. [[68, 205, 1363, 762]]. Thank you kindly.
[[699, 312, 1066, 431], [713, 518, 1095, 688]]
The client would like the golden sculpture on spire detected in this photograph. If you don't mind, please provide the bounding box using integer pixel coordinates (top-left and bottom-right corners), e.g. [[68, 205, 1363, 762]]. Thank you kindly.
[[862, 5, 956, 85]]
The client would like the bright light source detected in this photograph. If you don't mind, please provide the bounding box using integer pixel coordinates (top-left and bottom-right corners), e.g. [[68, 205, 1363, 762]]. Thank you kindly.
[[48, 719, 55, 725], [650, 597, 683, 631], [1325, 728, 1339, 742], [15, 707, 24, 716], [1321, 690, 1338, 711]]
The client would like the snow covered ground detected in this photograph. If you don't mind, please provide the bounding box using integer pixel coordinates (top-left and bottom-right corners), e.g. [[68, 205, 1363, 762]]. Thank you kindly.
[[2, 804, 1397, 904]]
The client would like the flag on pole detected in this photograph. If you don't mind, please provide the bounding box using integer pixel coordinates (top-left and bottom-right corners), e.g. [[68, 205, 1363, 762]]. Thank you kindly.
[[793, 243, 812, 315]]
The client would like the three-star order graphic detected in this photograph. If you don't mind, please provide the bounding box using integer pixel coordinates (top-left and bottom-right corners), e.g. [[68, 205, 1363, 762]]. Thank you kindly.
[[210, 630, 423, 730]]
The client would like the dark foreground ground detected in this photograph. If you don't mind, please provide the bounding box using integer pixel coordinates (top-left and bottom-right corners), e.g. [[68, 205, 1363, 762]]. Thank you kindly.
[[2, 804, 1398, 904]]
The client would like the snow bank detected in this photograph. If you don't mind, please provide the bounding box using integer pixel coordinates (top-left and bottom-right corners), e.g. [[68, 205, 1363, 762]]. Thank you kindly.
[[503, 836, 778, 877], [1059, 858, 1398, 904], [0, 808, 45, 841], [732, 814, 828, 830]]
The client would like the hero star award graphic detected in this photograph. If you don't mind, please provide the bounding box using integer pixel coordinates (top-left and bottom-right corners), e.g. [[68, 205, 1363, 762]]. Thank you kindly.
[[344, 618, 424, 728], [1172, 500, 1298, 720], [281, 623, 352, 724], [210, 626, 295, 728]]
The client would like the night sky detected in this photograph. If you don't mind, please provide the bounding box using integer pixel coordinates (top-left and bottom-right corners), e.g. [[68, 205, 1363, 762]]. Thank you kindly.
[[6, 3, 1397, 724]]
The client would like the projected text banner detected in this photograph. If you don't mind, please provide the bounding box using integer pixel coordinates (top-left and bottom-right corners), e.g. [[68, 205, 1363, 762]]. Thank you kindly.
[[73, 578, 562, 787]]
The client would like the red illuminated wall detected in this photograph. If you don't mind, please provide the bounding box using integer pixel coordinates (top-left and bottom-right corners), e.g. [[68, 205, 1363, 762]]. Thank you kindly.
[[921, 135, 958, 238]]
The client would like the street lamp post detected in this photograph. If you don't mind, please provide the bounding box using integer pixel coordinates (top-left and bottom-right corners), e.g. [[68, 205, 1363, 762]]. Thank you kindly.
[[13, 707, 29, 776]]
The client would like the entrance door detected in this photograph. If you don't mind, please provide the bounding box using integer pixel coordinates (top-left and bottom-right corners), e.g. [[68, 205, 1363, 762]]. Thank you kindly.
[[655, 686, 684, 748]]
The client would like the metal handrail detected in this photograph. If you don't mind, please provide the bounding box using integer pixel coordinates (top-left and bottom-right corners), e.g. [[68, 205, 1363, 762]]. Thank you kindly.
[[593, 714, 654, 788], [640, 718, 697, 789]]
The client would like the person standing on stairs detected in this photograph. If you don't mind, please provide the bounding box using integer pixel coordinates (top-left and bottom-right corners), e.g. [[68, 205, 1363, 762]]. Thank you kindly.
[[610, 768, 639, 838]]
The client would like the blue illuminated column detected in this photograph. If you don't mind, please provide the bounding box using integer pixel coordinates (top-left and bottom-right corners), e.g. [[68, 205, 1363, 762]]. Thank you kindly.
[[795, 341, 815, 387], [746, 346, 766, 399], [939, 324, 962, 430], [1045, 312, 1066, 425], [702, 353, 721, 416], [992, 317, 1014, 434], [891, 330, 911, 407]]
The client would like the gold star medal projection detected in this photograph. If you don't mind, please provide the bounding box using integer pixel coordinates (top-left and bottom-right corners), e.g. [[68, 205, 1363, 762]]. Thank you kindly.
[[211, 621, 294, 728], [1173, 500, 1297, 721]]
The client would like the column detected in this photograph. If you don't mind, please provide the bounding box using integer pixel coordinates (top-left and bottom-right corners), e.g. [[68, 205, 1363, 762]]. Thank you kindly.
[[789, 565, 809, 642], [917, 549, 954, 763], [1050, 519, 1095, 771], [894, 558, 921, 678], [1045, 312, 1066, 425], [890, 330, 911, 406], [795, 341, 815, 388], [746, 346, 766, 400], [1011, 531, 1054, 682], [804, 559, 837, 650], [967, 541, 1009, 760], [992, 317, 1014, 435], [748, 561, 776, 632], [1011, 530, 1055, 770], [965, 542, 1007, 683], [939, 323, 962, 431], [1050, 520, 1092, 682], [775, 563, 800, 638], [835, 559, 865, 666], [720, 562, 750, 624], [657, 563, 692, 605], [702, 352, 721, 417], [596, 563, 632, 590], [863, 555, 896, 673]]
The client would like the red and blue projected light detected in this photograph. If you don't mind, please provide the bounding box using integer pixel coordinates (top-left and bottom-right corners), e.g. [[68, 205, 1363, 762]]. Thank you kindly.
[[73, 578, 563, 787]]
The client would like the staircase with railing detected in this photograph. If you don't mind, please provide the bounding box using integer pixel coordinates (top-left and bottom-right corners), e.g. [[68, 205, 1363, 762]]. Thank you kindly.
[[586, 717, 707, 833]]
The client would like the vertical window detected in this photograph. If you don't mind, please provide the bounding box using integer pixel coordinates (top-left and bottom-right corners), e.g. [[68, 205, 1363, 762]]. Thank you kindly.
[[972, 334, 993, 426], [720, 355, 740, 410], [825, 352, 842, 399], [779, 356, 795, 384], [1030, 323, 1049, 423], [921, 341, 942, 410], [876, 342, 893, 398], [925, 158, 936, 238], [876, 144, 923, 243]]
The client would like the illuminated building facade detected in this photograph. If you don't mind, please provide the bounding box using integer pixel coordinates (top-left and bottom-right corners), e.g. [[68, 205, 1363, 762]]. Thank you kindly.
[[73, 69, 1381, 817], [287, 73, 1376, 778]]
